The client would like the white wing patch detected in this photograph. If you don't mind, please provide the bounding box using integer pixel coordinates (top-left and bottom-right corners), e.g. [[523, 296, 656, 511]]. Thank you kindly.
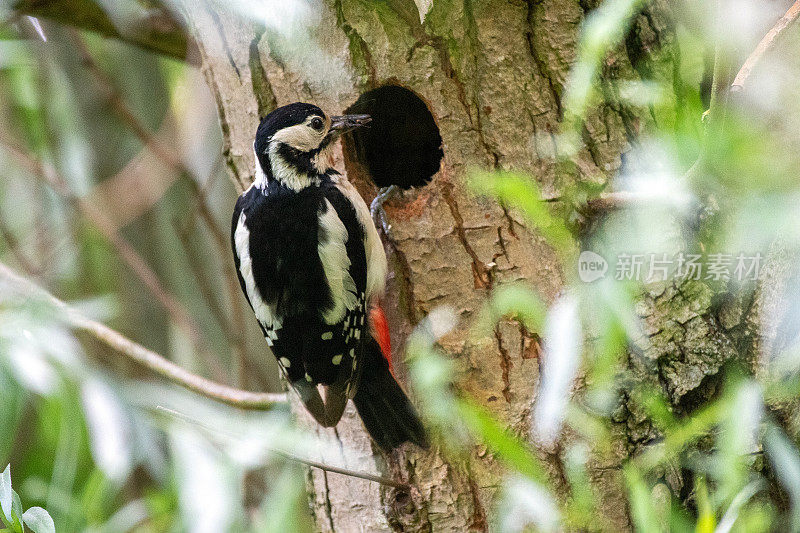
[[318, 199, 358, 324], [333, 178, 388, 300], [234, 211, 282, 335]]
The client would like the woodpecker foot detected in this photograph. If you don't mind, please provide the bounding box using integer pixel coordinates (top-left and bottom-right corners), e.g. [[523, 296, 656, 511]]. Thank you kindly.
[[370, 185, 399, 236]]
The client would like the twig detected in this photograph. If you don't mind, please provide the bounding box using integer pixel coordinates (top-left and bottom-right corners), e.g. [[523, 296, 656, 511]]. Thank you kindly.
[[583, 191, 651, 212], [0, 260, 284, 409], [272, 450, 409, 489], [156, 406, 409, 489], [13, 0, 192, 61], [0, 129, 228, 383], [731, 0, 800, 91]]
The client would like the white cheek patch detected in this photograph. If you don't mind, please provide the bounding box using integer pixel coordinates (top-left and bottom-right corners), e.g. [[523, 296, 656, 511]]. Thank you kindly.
[[270, 123, 323, 151]]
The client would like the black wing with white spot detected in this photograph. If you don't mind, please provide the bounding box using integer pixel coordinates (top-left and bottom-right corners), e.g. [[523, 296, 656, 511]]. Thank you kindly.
[[231, 179, 372, 398]]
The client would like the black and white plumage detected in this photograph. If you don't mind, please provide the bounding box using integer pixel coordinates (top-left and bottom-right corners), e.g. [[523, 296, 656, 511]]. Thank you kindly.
[[231, 102, 426, 450]]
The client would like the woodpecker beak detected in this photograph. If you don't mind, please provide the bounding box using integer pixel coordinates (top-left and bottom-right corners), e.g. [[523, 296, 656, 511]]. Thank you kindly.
[[329, 114, 371, 132]]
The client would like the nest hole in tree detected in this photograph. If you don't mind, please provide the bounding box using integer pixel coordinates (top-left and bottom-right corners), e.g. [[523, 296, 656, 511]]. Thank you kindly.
[[342, 85, 443, 189]]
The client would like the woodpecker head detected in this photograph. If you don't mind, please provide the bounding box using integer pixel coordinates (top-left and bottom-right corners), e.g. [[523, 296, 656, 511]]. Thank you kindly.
[[253, 102, 370, 190]]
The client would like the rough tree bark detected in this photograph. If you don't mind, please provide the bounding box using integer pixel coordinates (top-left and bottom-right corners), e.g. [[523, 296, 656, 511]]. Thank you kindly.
[[173, 0, 678, 531]]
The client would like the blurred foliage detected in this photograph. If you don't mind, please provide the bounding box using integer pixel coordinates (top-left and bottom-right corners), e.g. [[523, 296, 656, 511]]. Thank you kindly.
[[2, 0, 800, 532], [1, 464, 56, 533]]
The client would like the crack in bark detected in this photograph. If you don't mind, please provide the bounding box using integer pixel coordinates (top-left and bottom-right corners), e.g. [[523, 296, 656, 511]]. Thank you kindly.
[[321, 470, 337, 532], [600, 77, 640, 146], [519, 323, 542, 360], [386, 236, 421, 324], [393, 1, 474, 126], [248, 26, 277, 119], [524, 0, 563, 117], [398, 0, 501, 166], [332, 427, 347, 467], [494, 326, 513, 402], [208, 9, 241, 79], [500, 204, 519, 239], [581, 123, 604, 171], [441, 182, 492, 289], [420, 34, 475, 126], [495, 226, 511, 265], [463, 0, 502, 167], [467, 475, 489, 532], [545, 441, 571, 498]]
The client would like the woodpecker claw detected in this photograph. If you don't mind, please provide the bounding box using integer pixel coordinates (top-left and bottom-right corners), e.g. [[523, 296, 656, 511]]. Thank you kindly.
[[370, 185, 399, 236]]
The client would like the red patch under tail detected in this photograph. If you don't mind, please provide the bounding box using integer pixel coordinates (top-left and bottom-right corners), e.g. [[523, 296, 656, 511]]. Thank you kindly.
[[369, 305, 393, 373]]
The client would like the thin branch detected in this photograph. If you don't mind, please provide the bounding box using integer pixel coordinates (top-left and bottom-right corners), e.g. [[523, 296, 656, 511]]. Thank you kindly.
[[0, 261, 285, 409], [731, 0, 800, 91], [272, 450, 409, 489], [156, 406, 409, 489], [0, 129, 228, 383], [583, 191, 651, 212]]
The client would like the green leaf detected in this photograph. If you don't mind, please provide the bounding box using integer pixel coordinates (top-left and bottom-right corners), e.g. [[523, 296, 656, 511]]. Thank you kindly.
[[0, 465, 11, 523], [468, 171, 576, 260], [21, 507, 55, 533], [482, 283, 547, 332], [765, 425, 800, 529], [695, 476, 716, 533], [624, 464, 660, 533], [9, 491, 23, 533], [457, 400, 547, 483]]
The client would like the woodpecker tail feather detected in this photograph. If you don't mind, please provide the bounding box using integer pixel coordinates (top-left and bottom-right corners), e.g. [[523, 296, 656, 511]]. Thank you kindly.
[[353, 338, 427, 450]]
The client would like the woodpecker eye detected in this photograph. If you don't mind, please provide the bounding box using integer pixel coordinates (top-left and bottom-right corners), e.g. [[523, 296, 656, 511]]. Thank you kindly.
[[310, 117, 324, 131]]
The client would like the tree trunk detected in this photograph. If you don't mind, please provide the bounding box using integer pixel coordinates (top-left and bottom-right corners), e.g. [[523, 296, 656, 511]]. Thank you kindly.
[[178, 0, 673, 530]]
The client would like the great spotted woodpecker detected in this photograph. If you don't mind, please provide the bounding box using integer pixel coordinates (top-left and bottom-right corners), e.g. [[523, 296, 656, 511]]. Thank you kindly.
[[231, 102, 426, 450]]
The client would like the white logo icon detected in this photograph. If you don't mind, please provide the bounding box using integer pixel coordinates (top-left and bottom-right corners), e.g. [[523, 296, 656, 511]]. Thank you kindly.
[[578, 251, 608, 283]]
